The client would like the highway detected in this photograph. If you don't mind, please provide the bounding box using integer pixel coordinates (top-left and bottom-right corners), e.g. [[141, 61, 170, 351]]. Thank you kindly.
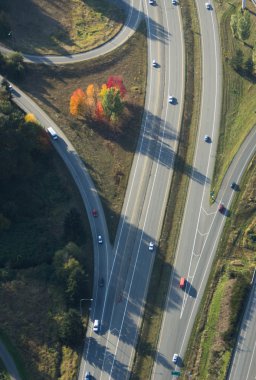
[[227, 270, 256, 380], [79, 0, 185, 378], [1, 0, 256, 379]]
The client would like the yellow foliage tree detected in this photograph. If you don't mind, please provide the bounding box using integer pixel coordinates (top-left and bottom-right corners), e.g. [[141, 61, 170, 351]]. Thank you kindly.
[[24, 113, 38, 124]]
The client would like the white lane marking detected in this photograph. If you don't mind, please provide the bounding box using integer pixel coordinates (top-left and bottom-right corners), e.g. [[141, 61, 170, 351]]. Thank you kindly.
[[108, 0, 186, 377]]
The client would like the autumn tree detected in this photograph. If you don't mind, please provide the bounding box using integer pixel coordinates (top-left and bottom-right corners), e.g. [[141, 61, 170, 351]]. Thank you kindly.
[[106, 76, 127, 98], [100, 85, 124, 122], [70, 88, 86, 118], [24, 113, 37, 124]]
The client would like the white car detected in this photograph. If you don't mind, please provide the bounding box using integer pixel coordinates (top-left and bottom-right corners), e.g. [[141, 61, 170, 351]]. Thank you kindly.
[[205, 2, 211, 9], [98, 235, 103, 244], [149, 242, 154, 251], [149, 0, 154, 4], [152, 59, 157, 67], [168, 95, 175, 104], [93, 319, 100, 332], [172, 353, 178, 363]]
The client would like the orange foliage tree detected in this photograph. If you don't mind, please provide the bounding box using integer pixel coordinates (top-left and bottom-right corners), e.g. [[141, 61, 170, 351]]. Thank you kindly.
[[70, 88, 87, 118]]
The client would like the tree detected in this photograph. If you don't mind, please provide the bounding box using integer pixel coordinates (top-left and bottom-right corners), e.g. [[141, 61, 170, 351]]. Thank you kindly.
[[57, 309, 83, 347], [244, 56, 254, 75], [230, 14, 238, 38], [0, 10, 10, 39], [6, 52, 24, 79], [100, 86, 124, 121], [70, 88, 86, 117], [230, 49, 244, 71], [253, 43, 256, 70], [237, 10, 251, 41], [24, 113, 38, 124], [106, 76, 127, 98], [64, 208, 85, 245]]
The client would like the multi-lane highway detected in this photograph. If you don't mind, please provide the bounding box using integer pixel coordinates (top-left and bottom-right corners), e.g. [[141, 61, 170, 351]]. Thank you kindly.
[[79, 0, 185, 378], [1, 1, 256, 379]]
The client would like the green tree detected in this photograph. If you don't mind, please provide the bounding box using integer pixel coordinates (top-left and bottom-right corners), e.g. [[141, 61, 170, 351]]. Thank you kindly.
[[57, 309, 83, 347], [244, 56, 254, 75], [252, 43, 256, 69], [0, 10, 10, 39], [101, 87, 124, 121], [64, 208, 85, 245], [237, 10, 251, 41], [6, 52, 24, 79], [230, 49, 244, 71], [230, 14, 238, 38]]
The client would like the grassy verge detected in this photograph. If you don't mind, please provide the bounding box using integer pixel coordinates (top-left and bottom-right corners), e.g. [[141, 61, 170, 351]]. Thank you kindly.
[[183, 156, 256, 379], [131, 0, 202, 377], [19, 21, 148, 242], [2, 0, 124, 55], [211, 0, 256, 194]]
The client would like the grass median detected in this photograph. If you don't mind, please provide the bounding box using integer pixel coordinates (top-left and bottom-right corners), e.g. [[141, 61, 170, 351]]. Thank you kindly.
[[131, 0, 202, 377]]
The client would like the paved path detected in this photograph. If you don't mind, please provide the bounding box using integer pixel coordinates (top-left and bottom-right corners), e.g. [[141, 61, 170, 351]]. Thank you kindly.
[[0, 340, 21, 380]]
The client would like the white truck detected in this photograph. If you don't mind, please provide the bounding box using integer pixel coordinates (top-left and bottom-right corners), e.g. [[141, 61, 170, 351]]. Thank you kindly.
[[47, 127, 58, 140]]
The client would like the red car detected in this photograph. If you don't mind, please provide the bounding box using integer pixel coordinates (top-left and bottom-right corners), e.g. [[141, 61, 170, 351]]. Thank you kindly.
[[218, 203, 225, 213], [92, 208, 98, 217]]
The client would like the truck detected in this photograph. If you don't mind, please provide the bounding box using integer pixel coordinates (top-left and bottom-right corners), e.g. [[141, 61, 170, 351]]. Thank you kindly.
[[47, 127, 58, 140]]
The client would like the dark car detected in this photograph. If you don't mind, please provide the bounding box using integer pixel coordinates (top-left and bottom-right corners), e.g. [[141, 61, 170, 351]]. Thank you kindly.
[[230, 182, 238, 191], [85, 372, 91, 380], [92, 208, 98, 217]]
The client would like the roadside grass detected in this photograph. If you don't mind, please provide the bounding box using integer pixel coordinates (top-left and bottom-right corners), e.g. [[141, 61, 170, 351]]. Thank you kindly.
[[0, 356, 11, 380], [211, 0, 256, 194], [131, 0, 202, 377], [2, 0, 124, 54], [183, 156, 256, 379], [20, 21, 147, 242]]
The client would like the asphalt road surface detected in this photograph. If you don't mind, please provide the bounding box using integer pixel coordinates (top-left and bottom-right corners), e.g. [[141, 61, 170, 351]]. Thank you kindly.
[[227, 270, 256, 380], [0, 340, 21, 380], [78, 0, 185, 379]]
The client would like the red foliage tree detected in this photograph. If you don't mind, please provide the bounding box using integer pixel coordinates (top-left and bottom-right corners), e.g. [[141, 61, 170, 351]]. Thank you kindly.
[[106, 76, 127, 98]]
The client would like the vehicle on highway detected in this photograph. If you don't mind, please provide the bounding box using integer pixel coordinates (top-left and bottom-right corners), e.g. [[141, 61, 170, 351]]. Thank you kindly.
[[85, 371, 91, 380], [179, 277, 186, 289], [218, 203, 225, 213], [149, 242, 154, 251], [172, 0, 177, 4], [93, 319, 100, 332], [152, 59, 157, 67], [98, 277, 104, 287], [47, 127, 58, 140], [92, 208, 98, 217], [98, 235, 103, 244], [204, 135, 211, 143], [149, 0, 154, 4], [172, 353, 178, 363], [230, 182, 238, 191], [205, 2, 211, 9], [168, 95, 175, 104]]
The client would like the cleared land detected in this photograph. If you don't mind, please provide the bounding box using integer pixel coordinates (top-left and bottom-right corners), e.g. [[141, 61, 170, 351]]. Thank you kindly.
[[19, 22, 148, 242], [1, 0, 124, 54]]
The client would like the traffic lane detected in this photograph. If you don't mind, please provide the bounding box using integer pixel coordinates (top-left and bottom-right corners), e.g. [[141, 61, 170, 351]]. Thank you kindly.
[[228, 276, 256, 380]]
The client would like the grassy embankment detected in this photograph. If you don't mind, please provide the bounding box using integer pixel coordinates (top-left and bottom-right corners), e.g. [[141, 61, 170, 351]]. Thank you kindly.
[[20, 21, 148, 242], [2, 0, 124, 54], [131, 0, 202, 378], [182, 1, 256, 378]]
